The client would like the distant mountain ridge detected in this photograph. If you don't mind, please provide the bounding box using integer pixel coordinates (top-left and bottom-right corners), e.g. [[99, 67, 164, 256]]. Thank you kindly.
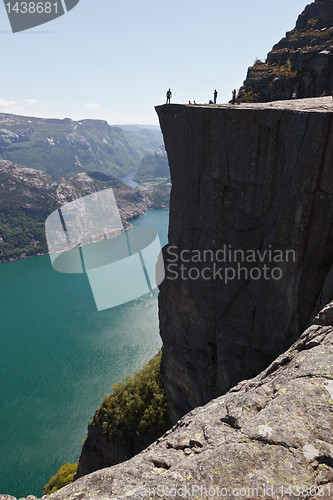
[[0, 159, 170, 262], [0, 113, 162, 179]]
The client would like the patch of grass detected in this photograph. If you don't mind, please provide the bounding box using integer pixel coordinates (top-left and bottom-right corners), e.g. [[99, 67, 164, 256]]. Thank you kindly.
[[276, 59, 298, 79], [307, 18, 317, 27], [144, 177, 168, 185]]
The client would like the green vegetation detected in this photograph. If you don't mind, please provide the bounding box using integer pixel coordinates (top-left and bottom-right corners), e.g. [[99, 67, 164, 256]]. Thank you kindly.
[[133, 147, 169, 183], [0, 209, 48, 260], [240, 90, 261, 103], [42, 463, 78, 495], [142, 177, 168, 185], [93, 350, 171, 454], [276, 59, 298, 79], [307, 18, 317, 27], [249, 59, 297, 80]]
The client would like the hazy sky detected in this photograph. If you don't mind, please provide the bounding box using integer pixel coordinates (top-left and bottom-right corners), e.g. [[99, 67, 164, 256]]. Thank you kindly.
[[1, 0, 308, 125]]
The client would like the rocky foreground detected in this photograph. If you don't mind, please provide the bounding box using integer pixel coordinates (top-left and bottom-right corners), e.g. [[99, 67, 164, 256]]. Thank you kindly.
[[4, 300, 333, 499]]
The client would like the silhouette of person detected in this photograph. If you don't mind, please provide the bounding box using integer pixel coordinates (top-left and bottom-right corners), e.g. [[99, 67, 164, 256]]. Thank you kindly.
[[214, 89, 218, 104], [166, 88, 172, 104]]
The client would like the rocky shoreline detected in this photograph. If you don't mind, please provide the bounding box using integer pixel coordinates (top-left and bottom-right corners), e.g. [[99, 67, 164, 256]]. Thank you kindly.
[[0, 161, 170, 263]]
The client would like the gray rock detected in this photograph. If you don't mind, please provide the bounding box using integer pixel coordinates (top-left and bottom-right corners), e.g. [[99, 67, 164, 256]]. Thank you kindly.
[[241, 0, 333, 101], [313, 300, 333, 326], [156, 101, 333, 423], [41, 308, 333, 499]]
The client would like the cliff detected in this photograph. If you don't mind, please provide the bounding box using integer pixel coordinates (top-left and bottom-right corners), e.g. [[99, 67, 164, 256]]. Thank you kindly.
[[242, 0, 333, 101], [22, 299, 333, 499], [5, 99, 333, 500], [156, 99, 333, 423]]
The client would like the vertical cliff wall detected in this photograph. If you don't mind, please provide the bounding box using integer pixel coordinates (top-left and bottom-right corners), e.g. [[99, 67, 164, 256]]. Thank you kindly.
[[156, 100, 333, 423]]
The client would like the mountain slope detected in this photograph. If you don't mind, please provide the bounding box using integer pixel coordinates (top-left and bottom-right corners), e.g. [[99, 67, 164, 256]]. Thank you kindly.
[[241, 0, 333, 101], [133, 145, 170, 183], [115, 125, 163, 158], [0, 113, 142, 179]]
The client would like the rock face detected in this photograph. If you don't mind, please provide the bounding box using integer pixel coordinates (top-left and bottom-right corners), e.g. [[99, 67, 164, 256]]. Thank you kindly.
[[242, 0, 333, 101], [29, 300, 333, 499], [156, 100, 333, 423], [74, 425, 132, 480]]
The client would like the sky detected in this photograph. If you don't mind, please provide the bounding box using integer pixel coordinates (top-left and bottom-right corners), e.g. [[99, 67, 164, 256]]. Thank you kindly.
[[0, 0, 308, 125]]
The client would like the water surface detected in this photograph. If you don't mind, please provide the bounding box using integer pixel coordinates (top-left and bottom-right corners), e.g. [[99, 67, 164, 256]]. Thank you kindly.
[[118, 170, 141, 188], [0, 209, 169, 498]]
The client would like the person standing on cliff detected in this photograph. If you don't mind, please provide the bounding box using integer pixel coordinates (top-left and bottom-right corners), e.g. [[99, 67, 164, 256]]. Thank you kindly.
[[166, 89, 172, 104], [214, 89, 218, 104], [232, 89, 237, 103]]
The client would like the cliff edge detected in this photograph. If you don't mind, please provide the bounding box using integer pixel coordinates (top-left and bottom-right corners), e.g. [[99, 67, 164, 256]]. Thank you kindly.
[[157, 99, 333, 423]]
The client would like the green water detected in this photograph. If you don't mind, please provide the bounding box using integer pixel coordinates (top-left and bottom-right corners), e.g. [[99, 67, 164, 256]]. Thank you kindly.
[[0, 209, 169, 498]]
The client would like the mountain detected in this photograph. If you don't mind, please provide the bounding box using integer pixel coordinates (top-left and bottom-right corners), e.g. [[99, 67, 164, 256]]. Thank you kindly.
[[0, 160, 170, 262], [241, 0, 333, 101], [8, 2, 333, 495], [133, 145, 170, 183], [0, 113, 143, 179], [113, 124, 163, 158]]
